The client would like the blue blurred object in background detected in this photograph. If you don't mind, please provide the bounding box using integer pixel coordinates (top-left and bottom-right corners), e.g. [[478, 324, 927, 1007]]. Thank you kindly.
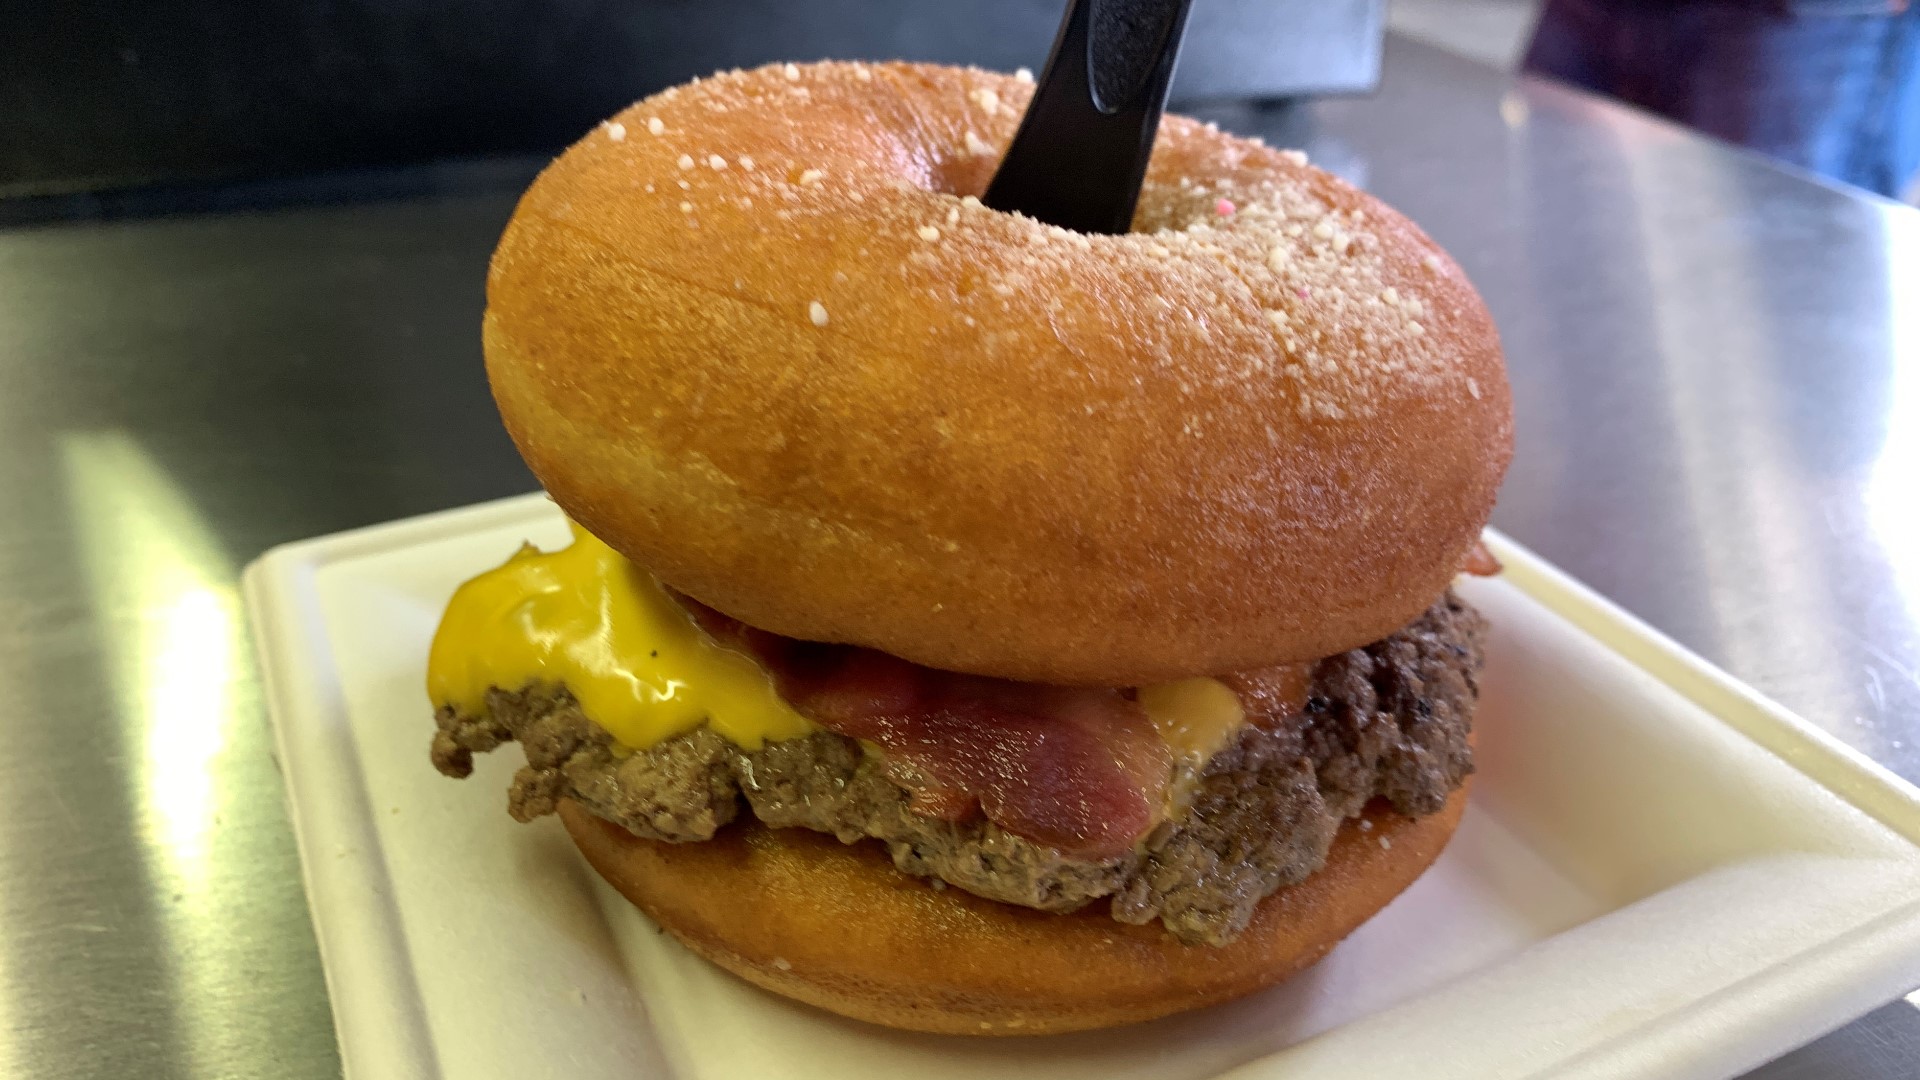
[[1524, 0, 1920, 200]]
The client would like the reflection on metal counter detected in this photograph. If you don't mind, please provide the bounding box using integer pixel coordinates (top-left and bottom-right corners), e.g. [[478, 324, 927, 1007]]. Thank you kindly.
[[0, 31, 1916, 1080], [59, 431, 256, 1073]]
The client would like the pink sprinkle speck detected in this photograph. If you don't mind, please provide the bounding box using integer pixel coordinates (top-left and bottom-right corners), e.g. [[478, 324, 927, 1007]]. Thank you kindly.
[[1215, 198, 1235, 216], [1297, 287, 1311, 299]]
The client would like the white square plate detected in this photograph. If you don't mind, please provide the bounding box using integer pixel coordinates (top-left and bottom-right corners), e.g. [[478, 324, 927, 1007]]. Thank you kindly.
[[243, 494, 1920, 1080]]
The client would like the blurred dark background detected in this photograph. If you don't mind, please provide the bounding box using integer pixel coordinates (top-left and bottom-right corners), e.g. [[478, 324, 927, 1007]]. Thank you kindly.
[[0, 0, 1387, 200]]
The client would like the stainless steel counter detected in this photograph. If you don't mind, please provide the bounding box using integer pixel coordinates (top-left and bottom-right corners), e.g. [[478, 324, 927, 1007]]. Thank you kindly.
[[0, 34, 1914, 1080]]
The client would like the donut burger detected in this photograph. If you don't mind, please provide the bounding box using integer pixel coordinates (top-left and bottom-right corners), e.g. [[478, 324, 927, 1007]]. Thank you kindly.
[[428, 61, 1512, 1035]]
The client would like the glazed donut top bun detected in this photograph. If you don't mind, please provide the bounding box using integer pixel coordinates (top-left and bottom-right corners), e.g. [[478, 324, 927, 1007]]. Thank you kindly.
[[484, 61, 1512, 687]]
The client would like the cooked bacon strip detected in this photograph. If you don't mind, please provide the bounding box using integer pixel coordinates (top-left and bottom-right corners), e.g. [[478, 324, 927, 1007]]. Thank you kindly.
[[1219, 662, 1313, 730], [682, 602, 1171, 859], [1461, 540, 1502, 577]]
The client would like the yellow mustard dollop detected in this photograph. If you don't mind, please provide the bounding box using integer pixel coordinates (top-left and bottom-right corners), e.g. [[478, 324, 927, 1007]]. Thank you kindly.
[[426, 522, 812, 750]]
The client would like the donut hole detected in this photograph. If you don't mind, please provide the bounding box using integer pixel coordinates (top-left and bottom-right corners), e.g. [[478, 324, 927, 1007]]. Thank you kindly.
[[1129, 184, 1220, 235], [928, 156, 1218, 241], [922, 151, 998, 206]]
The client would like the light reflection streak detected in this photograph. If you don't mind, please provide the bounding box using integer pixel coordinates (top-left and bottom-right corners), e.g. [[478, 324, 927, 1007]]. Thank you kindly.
[[61, 431, 239, 867], [1609, 115, 1862, 717], [60, 430, 242, 1075], [145, 587, 237, 862], [1864, 219, 1920, 632]]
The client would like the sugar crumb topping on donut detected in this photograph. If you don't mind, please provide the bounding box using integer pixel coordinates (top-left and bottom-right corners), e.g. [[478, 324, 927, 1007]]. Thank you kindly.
[[562, 59, 1487, 428]]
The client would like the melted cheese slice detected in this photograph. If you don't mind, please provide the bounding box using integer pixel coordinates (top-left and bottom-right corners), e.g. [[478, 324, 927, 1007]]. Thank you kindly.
[[428, 522, 1250, 766], [427, 522, 812, 750], [1139, 677, 1247, 764]]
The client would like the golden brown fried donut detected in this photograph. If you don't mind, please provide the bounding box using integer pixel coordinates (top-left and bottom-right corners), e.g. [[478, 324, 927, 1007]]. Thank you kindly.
[[483, 60, 1510, 685]]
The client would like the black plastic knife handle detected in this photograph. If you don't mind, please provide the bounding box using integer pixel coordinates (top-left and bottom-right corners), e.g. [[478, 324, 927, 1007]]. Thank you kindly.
[[983, 0, 1196, 235]]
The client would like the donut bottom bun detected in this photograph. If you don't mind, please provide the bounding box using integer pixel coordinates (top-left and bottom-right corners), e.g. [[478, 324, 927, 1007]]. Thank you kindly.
[[558, 784, 1468, 1036]]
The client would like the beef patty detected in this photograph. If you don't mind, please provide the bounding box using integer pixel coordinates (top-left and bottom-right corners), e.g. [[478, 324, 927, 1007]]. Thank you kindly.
[[431, 592, 1484, 945]]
